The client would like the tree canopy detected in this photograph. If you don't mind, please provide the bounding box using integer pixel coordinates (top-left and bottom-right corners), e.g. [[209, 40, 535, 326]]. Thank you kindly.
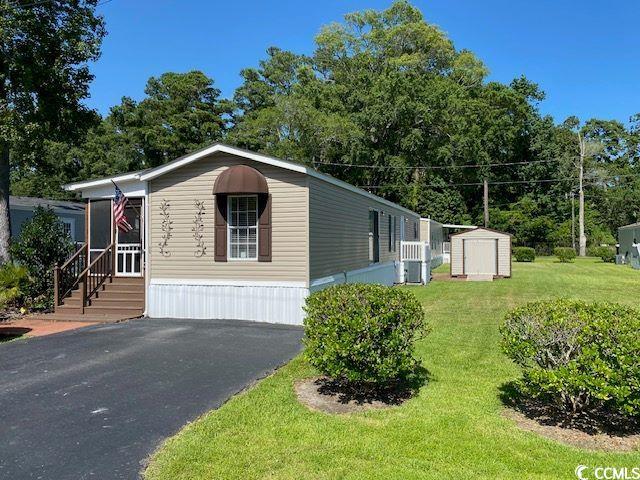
[[8, 0, 640, 252], [1, 0, 105, 261]]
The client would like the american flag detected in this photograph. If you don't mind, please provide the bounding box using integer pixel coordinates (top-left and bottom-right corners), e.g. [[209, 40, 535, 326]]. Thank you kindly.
[[113, 184, 132, 232]]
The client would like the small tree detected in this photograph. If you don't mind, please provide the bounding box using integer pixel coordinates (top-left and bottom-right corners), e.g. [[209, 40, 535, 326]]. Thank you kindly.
[[10, 207, 73, 308]]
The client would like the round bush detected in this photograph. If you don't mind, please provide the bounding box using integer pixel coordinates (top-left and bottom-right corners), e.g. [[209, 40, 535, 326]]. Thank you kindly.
[[588, 246, 615, 263], [304, 283, 426, 386], [501, 299, 640, 418], [513, 247, 535, 262], [554, 247, 576, 263]]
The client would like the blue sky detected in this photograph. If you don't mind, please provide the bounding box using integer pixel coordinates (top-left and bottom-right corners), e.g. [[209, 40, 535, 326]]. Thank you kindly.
[[87, 0, 640, 124]]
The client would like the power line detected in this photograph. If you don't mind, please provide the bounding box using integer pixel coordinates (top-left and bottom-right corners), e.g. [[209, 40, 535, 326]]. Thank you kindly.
[[358, 177, 575, 189], [312, 157, 565, 171], [3, 0, 113, 9], [356, 174, 639, 189]]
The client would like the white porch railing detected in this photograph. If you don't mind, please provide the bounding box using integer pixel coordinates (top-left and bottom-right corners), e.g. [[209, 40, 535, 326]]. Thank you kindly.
[[399, 241, 431, 284], [116, 243, 142, 277], [401, 241, 428, 262]]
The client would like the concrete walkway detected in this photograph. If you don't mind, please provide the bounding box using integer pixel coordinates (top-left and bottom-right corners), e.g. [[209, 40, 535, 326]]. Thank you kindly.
[[0, 317, 303, 479], [0, 317, 97, 338]]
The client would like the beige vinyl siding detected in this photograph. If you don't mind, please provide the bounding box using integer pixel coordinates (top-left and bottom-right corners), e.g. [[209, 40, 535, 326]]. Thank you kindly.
[[497, 236, 511, 276], [451, 236, 464, 276], [450, 228, 511, 277], [419, 218, 429, 243], [149, 153, 309, 283], [309, 177, 419, 280]]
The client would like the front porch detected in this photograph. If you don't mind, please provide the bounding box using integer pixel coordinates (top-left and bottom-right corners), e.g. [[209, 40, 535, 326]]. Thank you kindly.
[[50, 194, 146, 322]]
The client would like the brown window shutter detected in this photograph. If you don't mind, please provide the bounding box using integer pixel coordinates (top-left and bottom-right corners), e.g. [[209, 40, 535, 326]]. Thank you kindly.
[[258, 194, 272, 262], [214, 195, 227, 262]]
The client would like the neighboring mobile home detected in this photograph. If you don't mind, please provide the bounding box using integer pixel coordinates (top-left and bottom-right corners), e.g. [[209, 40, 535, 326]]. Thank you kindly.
[[10, 196, 85, 243], [60, 144, 421, 325], [618, 222, 640, 268], [419, 218, 444, 268]]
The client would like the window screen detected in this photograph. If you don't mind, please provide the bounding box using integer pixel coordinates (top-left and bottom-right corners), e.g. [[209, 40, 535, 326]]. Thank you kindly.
[[89, 200, 111, 249]]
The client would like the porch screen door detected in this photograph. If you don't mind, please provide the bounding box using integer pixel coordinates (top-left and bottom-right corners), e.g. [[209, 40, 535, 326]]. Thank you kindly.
[[89, 199, 112, 265], [116, 198, 143, 277]]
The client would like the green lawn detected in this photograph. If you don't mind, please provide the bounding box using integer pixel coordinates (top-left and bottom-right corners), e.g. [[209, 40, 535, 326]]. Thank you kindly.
[[145, 257, 640, 480]]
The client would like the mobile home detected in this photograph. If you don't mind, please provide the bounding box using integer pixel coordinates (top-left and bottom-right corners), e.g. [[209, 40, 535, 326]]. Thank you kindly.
[[58, 144, 421, 325], [419, 218, 444, 268], [618, 222, 640, 268]]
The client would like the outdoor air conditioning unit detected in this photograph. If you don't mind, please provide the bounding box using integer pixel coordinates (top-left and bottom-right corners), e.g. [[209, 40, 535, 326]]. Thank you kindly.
[[405, 261, 421, 283]]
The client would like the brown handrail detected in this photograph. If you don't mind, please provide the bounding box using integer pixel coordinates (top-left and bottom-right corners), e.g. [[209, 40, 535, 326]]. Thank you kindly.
[[77, 241, 115, 280], [79, 242, 115, 310], [60, 243, 87, 270], [54, 243, 88, 307]]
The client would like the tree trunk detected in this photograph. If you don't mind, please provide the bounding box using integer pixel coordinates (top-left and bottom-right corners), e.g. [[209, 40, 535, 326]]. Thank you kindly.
[[571, 192, 576, 251], [578, 133, 587, 257], [0, 142, 10, 263]]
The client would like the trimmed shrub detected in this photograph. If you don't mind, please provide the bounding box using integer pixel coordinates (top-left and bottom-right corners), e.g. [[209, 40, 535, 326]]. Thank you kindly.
[[304, 283, 426, 386], [10, 207, 73, 308], [501, 299, 640, 418], [554, 247, 576, 263], [588, 246, 615, 263], [0, 263, 29, 308], [513, 247, 535, 262]]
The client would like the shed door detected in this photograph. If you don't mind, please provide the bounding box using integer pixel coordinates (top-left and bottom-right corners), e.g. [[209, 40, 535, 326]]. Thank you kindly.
[[463, 239, 497, 275]]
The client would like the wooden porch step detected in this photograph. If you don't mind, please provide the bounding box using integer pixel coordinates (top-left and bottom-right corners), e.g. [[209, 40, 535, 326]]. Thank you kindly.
[[55, 272, 145, 317], [110, 277, 145, 285], [55, 302, 144, 316], [84, 305, 144, 316], [30, 313, 141, 323], [89, 298, 144, 309], [92, 290, 144, 301], [64, 297, 144, 308]]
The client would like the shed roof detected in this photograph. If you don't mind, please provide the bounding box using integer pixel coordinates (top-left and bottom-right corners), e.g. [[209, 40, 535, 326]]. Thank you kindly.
[[450, 227, 512, 238]]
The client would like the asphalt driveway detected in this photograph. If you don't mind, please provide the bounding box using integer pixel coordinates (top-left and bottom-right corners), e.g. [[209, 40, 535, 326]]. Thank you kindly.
[[0, 317, 303, 479]]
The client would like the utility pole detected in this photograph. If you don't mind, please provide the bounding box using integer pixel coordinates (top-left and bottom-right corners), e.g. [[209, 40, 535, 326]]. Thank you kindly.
[[577, 132, 587, 256], [483, 178, 489, 227], [570, 191, 576, 251]]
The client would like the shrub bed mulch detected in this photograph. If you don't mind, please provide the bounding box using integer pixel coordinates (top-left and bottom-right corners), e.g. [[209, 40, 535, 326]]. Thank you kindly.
[[502, 400, 640, 452], [295, 376, 416, 414]]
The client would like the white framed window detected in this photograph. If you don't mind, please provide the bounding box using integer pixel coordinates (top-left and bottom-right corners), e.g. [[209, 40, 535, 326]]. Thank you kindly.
[[228, 195, 258, 260], [60, 217, 75, 240]]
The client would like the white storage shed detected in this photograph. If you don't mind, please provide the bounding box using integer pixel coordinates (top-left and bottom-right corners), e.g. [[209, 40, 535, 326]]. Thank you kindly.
[[450, 227, 511, 278]]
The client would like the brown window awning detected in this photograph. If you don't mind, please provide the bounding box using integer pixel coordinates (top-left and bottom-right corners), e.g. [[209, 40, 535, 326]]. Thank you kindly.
[[213, 165, 269, 195]]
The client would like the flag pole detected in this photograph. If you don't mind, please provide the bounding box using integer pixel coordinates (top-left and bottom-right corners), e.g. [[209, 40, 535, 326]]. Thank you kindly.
[[111, 180, 141, 217]]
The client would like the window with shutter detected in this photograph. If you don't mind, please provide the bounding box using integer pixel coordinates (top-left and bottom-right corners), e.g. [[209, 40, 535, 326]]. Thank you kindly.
[[212, 165, 272, 263]]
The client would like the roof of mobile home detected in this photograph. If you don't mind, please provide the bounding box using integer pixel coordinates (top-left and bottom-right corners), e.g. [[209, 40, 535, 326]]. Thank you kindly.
[[619, 222, 640, 230], [64, 143, 418, 217]]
